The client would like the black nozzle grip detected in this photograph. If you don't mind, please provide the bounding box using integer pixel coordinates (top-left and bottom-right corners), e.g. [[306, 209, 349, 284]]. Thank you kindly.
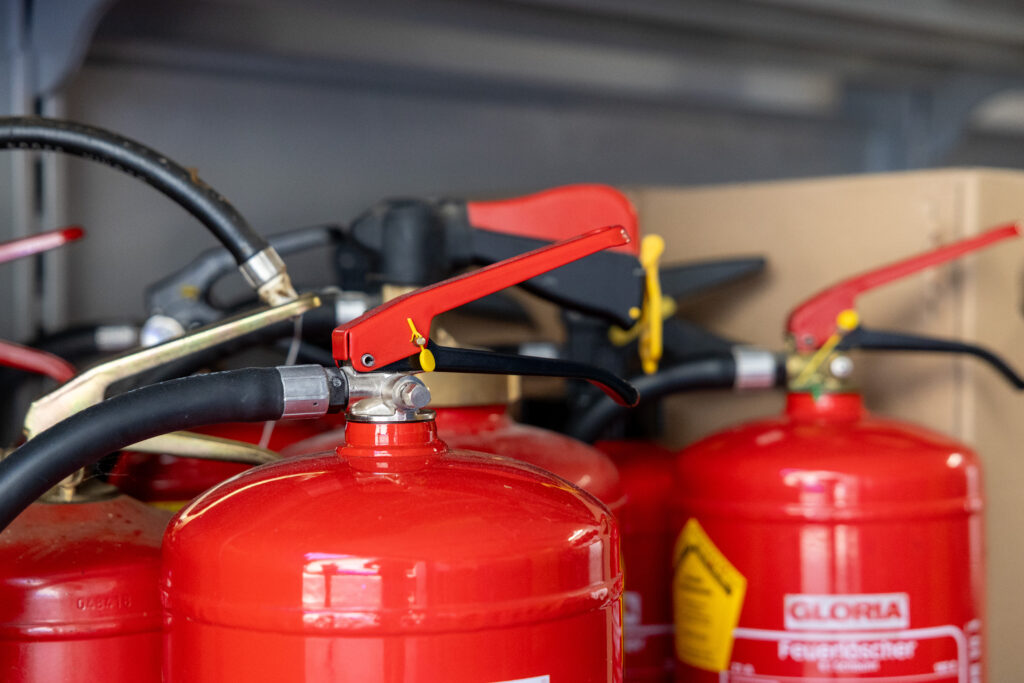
[[660, 256, 766, 300], [837, 326, 1024, 390], [388, 342, 639, 406], [467, 229, 643, 328]]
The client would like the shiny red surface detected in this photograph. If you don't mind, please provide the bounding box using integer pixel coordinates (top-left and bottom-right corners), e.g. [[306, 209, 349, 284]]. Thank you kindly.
[[467, 184, 640, 255], [598, 439, 676, 683], [787, 223, 1019, 350], [335, 226, 630, 371], [109, 415, 343, 504], [163, 419, 623, 682], [0, 495, 170, 682], [284, 405, 626, 511], [437, 406, 626, 510], [673, 393, 985, 681]]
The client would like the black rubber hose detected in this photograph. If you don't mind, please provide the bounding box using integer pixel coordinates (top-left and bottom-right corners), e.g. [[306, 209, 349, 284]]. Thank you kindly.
[[0, 117, 268, 263], [0, 368, 285, 531], [566, 354, 740, 443]]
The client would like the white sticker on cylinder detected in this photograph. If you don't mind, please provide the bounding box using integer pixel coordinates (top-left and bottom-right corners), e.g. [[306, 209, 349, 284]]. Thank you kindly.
[[492, 677, 551, 683]]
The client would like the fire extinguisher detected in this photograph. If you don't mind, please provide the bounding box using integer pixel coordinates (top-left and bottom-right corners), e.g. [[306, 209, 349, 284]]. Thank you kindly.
[[0, 228, 171, 683], [671, 223, 1024, 682], [0, 226, 639, 681]]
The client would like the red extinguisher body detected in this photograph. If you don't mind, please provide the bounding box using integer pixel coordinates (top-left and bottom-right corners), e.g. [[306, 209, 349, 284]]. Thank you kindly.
[[0, 493, 170, 681], [597, 439, 677, 683], [435, 404, 627, 512], [672, 393, 983, 682], [163, 418, 623, 682]]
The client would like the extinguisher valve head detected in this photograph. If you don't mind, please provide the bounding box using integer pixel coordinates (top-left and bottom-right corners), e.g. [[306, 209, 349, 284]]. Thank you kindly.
[[347, 379, 434, 423], [333, 367, 434, 422]]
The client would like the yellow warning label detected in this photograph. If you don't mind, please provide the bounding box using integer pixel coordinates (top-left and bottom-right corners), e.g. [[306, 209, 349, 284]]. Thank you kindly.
[[673, 518, 746, 672]]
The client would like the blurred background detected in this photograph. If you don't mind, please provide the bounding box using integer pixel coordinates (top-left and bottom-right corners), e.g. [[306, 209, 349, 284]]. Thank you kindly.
[[7, 0, 1024, 341]]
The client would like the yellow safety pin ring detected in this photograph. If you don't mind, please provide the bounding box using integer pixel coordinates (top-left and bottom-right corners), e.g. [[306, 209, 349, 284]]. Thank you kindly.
[[406, 318, 436, 372]]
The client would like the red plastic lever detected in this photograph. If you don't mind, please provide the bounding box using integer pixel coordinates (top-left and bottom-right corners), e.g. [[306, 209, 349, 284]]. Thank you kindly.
[[467, 185, 639, 255], [0, 341, 75, 384], [788, 222, 1021, 351], [335, 225, 631, 370], [0, 226, 84, 265]]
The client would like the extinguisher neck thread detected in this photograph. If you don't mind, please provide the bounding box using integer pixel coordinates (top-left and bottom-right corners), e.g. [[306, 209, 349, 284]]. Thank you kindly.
[[339, 419, 448, 471], [786, 391, 865, 421]]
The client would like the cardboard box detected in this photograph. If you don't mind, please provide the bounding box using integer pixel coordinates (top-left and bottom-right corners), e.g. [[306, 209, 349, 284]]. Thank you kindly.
[[630, 169, 1024, 681]]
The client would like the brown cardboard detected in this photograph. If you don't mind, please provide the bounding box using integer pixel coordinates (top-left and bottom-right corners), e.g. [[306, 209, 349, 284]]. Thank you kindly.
[[630, 169, 1024, 681]]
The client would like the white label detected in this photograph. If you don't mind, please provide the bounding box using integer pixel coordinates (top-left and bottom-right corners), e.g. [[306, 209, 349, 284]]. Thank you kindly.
[[491, 677, 550, 683], [784, 593, 909, 631], [727, 625, 969, 681]]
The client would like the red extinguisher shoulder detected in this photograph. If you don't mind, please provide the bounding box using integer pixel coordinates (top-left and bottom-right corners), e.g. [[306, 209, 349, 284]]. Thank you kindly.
[[0, 495, 169, 639], [675, 394, 983, 523], [162, 442, 622, 636]]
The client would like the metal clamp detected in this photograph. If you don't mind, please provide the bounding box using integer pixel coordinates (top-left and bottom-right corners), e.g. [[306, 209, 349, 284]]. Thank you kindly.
[[278, 365, 332, 419], [241, 247, 298, 306], [24, 292, 321, 439], [733, 347, 779, 390]]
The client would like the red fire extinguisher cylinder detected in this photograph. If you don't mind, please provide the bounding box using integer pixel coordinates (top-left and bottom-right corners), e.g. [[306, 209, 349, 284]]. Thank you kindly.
[[671, 223, 1022, 682]]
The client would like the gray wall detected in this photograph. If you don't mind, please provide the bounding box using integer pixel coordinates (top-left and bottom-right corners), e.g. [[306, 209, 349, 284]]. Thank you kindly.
[[61, 62, 870, 326]]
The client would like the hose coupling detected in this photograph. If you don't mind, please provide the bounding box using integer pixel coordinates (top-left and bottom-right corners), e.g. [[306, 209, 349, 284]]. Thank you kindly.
[[241, 247, 298, 306]]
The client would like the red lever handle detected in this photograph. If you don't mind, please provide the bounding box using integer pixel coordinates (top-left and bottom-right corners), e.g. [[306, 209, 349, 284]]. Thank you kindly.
[[467, 185, 639, 255], [334, 225, 631, 370], [0, 341, 75, 384], [788, 222, 1021, 351], [0, 226, 84, 265]]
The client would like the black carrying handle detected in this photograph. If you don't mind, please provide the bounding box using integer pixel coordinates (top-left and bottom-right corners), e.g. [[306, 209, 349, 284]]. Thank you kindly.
[[350, 197, 770, 330], [837, 326, 1024, 389], [659, 256, 766, 301], [350, 198, 643, 328], [383, 341, 639, 407]]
